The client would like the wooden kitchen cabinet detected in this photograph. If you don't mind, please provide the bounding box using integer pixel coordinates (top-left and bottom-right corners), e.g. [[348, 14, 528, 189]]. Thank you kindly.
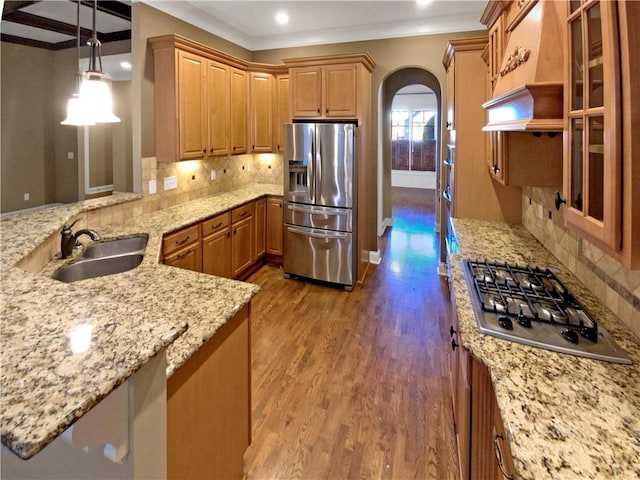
[[201, 212, 232, 278], [288, 60, 369, 119], [231, 202, 254, 277], [266, 196, 284, 257], [442, 38, 521, 223], [288, 63, 357, 118], [449, 313, 515, 479], [254, 197, 266, 260], [162, 224, 201, 272], [274, 74, 290, 152], [207, 60, 231, 156], [230, 67, 248, 154], [249, 72, 273, 153], [562, 0, 640, 269], [176, 50, 207, 160], [167, 304, 251, 480]]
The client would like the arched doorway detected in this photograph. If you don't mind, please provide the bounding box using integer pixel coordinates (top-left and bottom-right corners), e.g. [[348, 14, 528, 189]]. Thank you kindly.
[[378, 67, 442, 237]]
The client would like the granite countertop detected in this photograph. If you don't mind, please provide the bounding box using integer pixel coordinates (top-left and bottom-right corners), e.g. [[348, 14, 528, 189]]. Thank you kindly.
[[1, 184, 282, 460], [449, 218, 640, 480]]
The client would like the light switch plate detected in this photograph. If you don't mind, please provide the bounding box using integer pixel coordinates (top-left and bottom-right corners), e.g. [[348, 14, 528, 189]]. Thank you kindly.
[[67, 152, 74, 160], [163, 176, 177, 191], [210, 169, 217, 180], [149, 179, 157, 195]]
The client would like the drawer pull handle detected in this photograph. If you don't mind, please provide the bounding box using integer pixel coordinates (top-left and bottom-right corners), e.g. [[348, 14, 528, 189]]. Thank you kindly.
[[239, 211, 248, 218], [176, 236, 190, 246], [451, 338, 457, 351], [176, 249, 192, 260], [494, 434, 514, 480], [212, 222, 223, 229]]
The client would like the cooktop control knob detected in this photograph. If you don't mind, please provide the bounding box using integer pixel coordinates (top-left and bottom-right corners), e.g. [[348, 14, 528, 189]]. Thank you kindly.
[[498, 315, 513, 330], [517, 315, 532, 328], [561, 328, 579, 344]]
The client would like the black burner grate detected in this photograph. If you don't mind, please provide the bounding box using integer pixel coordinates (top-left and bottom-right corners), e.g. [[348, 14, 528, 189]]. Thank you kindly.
[[465, 259, 598, 342]]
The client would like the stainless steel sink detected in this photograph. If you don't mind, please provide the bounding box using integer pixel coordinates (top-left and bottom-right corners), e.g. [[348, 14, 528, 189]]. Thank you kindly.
[[81, 235, 148, 258], [53, 254, 144, 283]]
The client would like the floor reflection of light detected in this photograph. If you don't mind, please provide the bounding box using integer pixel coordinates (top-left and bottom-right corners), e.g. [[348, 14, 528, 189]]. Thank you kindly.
[[409, 233, 436, 256], [390, 260, 402, 274]]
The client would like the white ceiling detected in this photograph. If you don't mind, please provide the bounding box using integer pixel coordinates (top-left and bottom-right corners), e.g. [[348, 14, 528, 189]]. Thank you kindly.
[[142, 0, 486, 51]]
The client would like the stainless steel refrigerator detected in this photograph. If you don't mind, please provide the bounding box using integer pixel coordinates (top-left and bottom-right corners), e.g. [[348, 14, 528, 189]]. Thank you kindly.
[[283, 122, 356, 290]]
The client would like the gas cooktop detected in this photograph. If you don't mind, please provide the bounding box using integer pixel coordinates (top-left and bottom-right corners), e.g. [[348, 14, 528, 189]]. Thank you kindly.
[[461, 259, 632, 364]]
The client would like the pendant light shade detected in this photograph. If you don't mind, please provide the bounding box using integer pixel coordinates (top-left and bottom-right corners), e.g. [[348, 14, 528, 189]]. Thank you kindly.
[[61, 0, 120, 126], [79, 76, 120, 123], [61, 93, 96, 126]]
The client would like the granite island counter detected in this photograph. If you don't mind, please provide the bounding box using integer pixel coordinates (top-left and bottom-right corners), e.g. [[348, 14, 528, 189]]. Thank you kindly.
[[1, 184, 282, 464], [449, 218, 640, 480]]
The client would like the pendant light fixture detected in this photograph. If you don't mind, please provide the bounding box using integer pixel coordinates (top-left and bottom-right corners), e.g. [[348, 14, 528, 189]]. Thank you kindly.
[[61, 0, 120, 125]]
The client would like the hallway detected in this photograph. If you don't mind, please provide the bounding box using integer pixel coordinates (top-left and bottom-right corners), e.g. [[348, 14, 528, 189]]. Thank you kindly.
[[245, 187, 458, 479]]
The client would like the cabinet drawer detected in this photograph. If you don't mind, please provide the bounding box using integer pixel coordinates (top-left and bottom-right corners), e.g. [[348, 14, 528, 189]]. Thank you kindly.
[[163, 224, 200, 256], [232, 203, 254, 223], [201, 212, 230, 237]]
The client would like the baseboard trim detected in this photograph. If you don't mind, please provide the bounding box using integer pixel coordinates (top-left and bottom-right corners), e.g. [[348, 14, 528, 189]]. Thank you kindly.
[[369, 250, 382, 265], [437, 262, 449, 277], [378, 217, 393, 236]]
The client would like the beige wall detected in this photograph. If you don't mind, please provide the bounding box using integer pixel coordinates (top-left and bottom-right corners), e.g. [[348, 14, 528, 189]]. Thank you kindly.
[[1, 43, 78, 213]]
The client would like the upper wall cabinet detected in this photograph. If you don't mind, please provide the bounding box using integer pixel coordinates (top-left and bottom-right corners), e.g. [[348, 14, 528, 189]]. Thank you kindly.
[[274, 74, 290, 153], [230, 67, 248, 155], [249, 72, 274, 153], [562, 0, 640, 269], [284, 54, 375, 120]]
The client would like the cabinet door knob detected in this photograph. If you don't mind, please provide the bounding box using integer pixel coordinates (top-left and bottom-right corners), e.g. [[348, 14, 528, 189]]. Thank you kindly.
[[554, 191, 567, 210], [202, 148, 206, 154], [493, 164, 500, 174], [451, 338, 458, 351], [317, 108, 320, 114], [449, 326, 456, 337], [325, 108, 328, 114], [233, 228, 237, 235]]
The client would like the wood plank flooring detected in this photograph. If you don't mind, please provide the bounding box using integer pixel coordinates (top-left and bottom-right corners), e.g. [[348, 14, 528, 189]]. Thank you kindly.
[[244, 188, 458, 479]]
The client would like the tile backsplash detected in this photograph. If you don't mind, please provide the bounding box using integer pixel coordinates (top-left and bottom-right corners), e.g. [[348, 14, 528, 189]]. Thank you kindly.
[[522, 186, 640, 339], [141, 153, 283, 212]]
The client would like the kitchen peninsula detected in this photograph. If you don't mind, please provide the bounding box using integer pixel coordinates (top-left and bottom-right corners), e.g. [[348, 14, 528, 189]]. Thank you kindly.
[[1, 183, 281, 478]]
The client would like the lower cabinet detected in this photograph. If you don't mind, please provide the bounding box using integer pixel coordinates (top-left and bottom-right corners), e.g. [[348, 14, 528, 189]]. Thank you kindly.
[[450, 312, 515, 479], [266, 196, 283, 258], [231, 203, 255, 277], [163, 197, 278, 279], [167, 304, 251, 480], [202, 212, 232, 278], [162, 224, 201, 272]]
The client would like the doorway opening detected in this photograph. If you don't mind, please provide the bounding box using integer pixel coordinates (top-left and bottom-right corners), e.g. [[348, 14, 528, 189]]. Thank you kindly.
[[391, 84, 437, 190], [378, 67, 442, 262]]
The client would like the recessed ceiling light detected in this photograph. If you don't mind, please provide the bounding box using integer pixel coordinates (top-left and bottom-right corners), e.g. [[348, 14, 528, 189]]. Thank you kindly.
[[120, 61, 132, 70], [275, 11, 289, 25], [416, 0, 433, 7]]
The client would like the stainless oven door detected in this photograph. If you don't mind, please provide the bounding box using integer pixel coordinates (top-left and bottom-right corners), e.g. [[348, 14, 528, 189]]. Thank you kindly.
[[284, 224, 353, 287]]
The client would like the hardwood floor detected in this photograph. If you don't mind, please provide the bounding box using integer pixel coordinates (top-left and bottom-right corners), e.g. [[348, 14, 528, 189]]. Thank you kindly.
[[244, 188, 458, 479]]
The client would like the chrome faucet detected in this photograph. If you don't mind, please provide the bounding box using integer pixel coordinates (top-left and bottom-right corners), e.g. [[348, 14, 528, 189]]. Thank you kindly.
[[60, 218, 100, 259]]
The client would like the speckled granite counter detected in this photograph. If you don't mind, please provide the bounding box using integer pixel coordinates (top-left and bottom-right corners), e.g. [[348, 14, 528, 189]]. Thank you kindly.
[[1, 184, 282, 460], [449, 218, 640, 480]]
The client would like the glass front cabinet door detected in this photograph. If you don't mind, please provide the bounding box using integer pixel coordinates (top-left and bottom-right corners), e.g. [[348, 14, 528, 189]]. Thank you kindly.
[[564, 0, 621, 250]]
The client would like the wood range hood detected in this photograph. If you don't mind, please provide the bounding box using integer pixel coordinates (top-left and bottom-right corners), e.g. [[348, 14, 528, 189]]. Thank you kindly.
[[483, 1, 565, 132]]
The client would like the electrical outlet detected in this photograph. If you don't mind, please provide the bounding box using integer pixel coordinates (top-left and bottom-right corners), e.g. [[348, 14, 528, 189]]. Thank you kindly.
[[163, 176, 177, 191], [23, 193, 30, 201], [67, 152, 74, 160], [149, 179, 157, 195], [247, 163, 251, 172], [210, 169, 217, 180]]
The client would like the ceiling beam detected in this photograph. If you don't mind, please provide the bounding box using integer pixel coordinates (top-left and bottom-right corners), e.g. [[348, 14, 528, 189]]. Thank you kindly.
[[3, 10, 94, 39], [0, 32, 56, 50], [1, 1, 41, 16]]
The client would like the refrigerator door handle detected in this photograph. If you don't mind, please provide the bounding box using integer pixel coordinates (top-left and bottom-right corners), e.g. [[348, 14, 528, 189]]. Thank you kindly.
[[286, 226, 349, 239], [308, 126, 316, 204], [286, 204, 349, 216], [315, 128, 322, 203]]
